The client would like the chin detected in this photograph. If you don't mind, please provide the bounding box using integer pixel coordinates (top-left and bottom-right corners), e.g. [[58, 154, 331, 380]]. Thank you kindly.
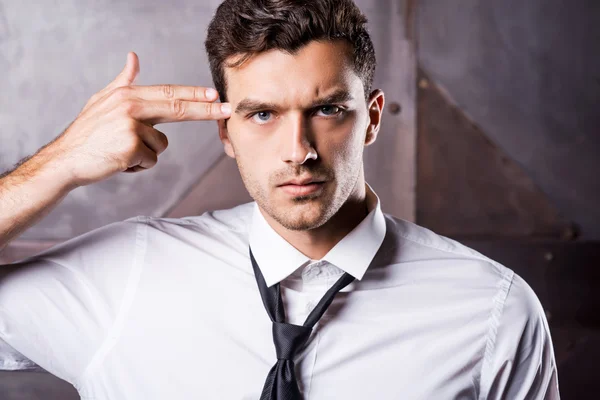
[[249, 178, 346, 231], [267, 195, 334, 231]]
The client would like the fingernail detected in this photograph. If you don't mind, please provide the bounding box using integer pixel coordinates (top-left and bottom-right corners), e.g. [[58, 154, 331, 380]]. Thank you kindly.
[[205, 88, 218, 99], [221, 103, 231, 114]]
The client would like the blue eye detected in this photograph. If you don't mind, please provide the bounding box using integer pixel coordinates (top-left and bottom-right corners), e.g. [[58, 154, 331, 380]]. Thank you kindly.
[[251, 111, 272, 124], [316, 106, 342, 116]]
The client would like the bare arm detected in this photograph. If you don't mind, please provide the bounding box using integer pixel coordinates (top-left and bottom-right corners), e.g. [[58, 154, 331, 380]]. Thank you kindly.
[[0, 146, 77, 252], [0, 51, 230, 255]]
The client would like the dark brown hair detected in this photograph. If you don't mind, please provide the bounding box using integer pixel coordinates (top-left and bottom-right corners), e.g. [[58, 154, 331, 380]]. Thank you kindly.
[[205, 0, 376, 102]]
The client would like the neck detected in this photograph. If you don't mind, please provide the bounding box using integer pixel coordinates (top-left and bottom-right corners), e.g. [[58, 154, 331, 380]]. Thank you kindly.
[[261, 177, 369, 260]]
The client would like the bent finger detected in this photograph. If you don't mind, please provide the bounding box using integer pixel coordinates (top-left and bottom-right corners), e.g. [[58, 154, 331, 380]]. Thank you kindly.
[[136, 122, 169, 155], [129, 142, 158, 170]]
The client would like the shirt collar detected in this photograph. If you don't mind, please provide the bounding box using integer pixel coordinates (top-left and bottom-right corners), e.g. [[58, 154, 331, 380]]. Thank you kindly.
[[248, 182, 387, 287]]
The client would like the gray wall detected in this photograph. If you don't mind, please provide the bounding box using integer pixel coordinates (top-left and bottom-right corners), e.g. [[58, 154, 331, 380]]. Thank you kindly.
[[418, 0, 600, 239], [0, 0, 225, 239]]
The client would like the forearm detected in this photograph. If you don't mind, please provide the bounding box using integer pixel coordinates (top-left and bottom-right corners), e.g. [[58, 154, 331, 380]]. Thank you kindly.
[[0, 147, 77, 252]]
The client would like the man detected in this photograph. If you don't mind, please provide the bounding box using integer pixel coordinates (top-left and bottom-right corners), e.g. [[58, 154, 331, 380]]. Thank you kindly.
[[0, 0, 559, 399]]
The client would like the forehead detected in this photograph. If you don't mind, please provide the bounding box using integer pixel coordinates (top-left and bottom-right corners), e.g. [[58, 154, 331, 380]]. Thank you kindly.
[[224, 40, 363, 105]]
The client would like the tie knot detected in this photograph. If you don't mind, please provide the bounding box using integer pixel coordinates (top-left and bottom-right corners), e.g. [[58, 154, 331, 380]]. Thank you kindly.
[[272, 321, 312, 361]]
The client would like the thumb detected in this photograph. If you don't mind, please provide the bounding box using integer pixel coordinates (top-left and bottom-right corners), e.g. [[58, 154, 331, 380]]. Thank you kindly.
[[78, 52, 141, 115], [110, 51, 140, 89]]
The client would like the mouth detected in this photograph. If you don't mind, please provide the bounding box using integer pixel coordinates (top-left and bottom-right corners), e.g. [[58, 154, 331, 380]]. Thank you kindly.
[[278, 180, 326, 197]]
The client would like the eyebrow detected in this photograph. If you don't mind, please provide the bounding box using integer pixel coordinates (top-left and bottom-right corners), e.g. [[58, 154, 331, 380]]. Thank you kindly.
[[234, 89, 354, 115]]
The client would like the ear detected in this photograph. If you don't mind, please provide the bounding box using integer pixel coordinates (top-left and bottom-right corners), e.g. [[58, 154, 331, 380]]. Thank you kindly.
[[365, 89, 385, 146], [217, 119, 236, 158]]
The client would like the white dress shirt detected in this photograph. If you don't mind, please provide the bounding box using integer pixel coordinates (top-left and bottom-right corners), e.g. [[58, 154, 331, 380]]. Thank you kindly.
[[0, 184, 560, 399]]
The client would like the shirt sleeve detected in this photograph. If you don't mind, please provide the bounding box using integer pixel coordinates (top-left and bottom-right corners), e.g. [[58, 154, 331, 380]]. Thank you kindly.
[[0, 216, 146, 386], [481, 273, 560, 399], [0, 337, 41, 370]]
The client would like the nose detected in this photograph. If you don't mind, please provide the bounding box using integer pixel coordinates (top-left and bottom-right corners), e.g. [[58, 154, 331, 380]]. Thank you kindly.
[[280, 114, 318, 164]]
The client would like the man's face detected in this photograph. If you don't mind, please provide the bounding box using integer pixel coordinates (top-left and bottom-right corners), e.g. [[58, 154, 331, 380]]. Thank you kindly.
[[218, 40, 382, 231]]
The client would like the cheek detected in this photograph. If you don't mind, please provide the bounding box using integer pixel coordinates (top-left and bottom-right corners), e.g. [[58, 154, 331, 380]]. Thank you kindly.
[[226, 122, 276, 183], [318, 121, 365, 165], [233, 140, 270, 181], [227, 120, 255, 156]]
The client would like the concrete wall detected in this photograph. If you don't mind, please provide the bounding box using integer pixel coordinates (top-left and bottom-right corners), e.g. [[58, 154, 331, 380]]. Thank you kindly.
[[418, 0, 600, 239], [0, 0, 225, 240]]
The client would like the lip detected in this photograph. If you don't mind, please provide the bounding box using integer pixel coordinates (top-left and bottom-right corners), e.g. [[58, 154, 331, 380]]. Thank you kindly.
[[279, 176, 323, 186], [279, 181, 326, 196]]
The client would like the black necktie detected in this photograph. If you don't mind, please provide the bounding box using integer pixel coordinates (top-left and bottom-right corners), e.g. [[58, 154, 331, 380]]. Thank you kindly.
[[249, 248, 356, 400]]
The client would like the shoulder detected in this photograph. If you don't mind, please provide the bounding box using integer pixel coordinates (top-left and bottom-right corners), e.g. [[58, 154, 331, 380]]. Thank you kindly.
[[479, 260, 557, 397], [499, 272, 548, 335], [1, 215, 147, 290], [141, 201, 253, 231], [383, 214, 498, 261], [383, 213, 548, 327], [380, 214, 513, 285], [385, 215, 544, 314], [137, 201, 254, 244], [381, 215, 557, 388]]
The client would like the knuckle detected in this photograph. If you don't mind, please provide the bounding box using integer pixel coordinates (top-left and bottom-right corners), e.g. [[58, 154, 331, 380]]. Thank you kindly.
[[124, 119, 138, 132], [111, 86, 132, 101], [143, 150, 158, 168], [120, 99, 139, 115], [192, 86, 202, 101], [114, 156, 130, 172], [171, 99, 186, 119], [158, 133, 169, 150], [204, 102, 214, 117], [162, 84, 175, 99], [124, 134, 141, 153]]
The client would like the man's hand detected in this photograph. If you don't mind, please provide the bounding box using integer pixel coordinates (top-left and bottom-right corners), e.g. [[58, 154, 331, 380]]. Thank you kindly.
[[0, 51, 231, 252], [50, 51, 231, 187]]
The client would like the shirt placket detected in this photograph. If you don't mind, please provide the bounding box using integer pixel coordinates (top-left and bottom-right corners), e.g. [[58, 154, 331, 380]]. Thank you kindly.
[[296, 261, 335, 398]]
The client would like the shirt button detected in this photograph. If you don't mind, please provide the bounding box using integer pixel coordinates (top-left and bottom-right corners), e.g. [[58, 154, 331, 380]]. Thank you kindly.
[[304, 266, 320, 280]]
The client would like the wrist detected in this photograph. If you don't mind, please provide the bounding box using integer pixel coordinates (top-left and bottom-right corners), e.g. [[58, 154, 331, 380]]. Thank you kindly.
[[26, 144, 81, 194]]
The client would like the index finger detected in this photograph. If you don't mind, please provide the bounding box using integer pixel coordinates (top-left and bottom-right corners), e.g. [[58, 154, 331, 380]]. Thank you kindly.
[[132, 84, 220, 102]]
